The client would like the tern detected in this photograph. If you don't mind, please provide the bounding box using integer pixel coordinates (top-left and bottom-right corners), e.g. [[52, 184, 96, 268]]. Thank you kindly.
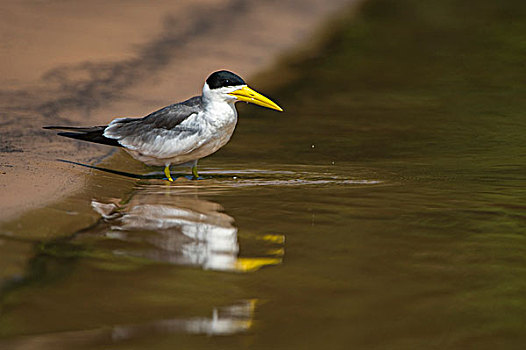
[[44, 70, 282, 181]]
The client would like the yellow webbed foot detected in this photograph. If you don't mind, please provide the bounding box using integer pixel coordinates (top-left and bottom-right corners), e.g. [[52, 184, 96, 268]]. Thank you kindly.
[[164, 165, 174, 182], [191, 164, 199, 179]]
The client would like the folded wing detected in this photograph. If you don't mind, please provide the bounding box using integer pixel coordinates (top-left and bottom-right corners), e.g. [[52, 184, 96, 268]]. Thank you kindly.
[[104, 96, 203, 157], [43, 96, 203, 154]]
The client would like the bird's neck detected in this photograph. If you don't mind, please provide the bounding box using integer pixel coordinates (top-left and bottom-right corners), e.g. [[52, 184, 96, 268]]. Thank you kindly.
[[203, 97, 237, 116]]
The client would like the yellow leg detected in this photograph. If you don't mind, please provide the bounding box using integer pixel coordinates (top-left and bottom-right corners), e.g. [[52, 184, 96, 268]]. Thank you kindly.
[[191, 164, 199, 179], [164, 165, 174, 182]]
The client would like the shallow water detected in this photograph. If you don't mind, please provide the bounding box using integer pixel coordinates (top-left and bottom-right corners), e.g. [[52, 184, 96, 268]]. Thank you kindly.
[[2, 0, 526, 348]]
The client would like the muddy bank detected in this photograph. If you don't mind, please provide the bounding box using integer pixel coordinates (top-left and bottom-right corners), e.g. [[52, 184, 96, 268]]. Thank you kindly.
[[0, 0, 360, 221]]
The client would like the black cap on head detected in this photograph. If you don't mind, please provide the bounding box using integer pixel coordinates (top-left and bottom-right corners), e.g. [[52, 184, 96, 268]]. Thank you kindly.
[[206, 70, 246, 89]]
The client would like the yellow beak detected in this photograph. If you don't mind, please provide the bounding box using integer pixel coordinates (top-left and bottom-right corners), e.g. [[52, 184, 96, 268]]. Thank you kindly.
[[228, 86, 283, 112]]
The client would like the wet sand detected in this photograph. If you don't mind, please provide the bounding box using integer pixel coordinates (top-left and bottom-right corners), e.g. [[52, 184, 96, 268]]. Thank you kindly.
[[0, 0, 359, 221]]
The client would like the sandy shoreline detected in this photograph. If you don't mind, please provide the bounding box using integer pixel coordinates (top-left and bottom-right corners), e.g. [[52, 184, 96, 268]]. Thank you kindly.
[[0, 0, 359, 222]]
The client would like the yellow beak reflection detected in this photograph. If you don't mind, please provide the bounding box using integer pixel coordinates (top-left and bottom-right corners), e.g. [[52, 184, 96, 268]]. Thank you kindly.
[[228, 86, 283, 112]]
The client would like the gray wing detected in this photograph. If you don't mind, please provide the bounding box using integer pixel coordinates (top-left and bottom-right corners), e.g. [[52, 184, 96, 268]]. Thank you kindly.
[[104, 96, 202, 155]]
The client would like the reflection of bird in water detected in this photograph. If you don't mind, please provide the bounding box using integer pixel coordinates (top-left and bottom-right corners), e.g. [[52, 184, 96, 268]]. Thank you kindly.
[[91, 192, 284, 272], [0, 190, 278, 347], [0, 300, 257, 348], [44, 70, 282, 181], [111, 299, 257, 338]]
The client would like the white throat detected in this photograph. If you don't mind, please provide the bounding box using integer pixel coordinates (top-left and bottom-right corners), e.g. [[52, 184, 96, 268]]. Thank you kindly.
[[200, 82, 239, 129]]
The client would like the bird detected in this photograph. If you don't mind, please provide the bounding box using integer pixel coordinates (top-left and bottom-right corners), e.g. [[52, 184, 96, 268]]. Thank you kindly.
[[44, 70, 282, 181]]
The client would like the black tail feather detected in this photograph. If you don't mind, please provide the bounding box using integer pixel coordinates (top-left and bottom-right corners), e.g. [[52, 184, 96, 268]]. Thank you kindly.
[[44, 125, 122, 147], [43, 125, 106, 132]]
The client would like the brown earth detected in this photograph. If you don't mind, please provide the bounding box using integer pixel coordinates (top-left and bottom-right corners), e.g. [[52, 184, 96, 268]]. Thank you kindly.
[[0, 0, 360, 221]]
